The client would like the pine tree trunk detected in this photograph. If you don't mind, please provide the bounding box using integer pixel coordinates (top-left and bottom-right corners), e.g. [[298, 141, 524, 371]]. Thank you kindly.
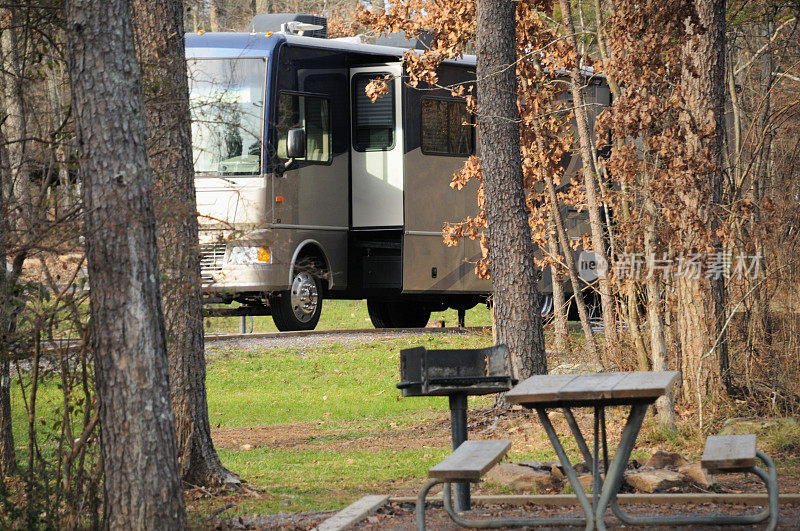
[[130, 0, 241, 490], [65, 1, 186, 527], [475, 0, 546, 378], [678, 0, 727, 408]]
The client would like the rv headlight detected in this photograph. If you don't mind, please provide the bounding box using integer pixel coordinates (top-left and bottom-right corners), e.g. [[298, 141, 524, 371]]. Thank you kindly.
[[227, 246, 271, 265]]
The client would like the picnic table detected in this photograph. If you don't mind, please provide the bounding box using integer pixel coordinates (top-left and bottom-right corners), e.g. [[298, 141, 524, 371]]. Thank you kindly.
[[417, 368, 778, 530], [505, 370, 679, 531]]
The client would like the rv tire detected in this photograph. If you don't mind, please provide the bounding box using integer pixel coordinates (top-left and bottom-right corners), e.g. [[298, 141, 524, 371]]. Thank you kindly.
[[367, 298, 431, 329], [270, 270, 323, 331]]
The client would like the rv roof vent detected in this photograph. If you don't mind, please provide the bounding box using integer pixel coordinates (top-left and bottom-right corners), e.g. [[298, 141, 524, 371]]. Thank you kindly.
[[249, 14, 327, 38]]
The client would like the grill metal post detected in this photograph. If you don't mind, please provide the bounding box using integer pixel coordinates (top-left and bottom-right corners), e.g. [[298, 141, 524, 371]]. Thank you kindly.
[[397, 345, 515, 515], [448, 392, 470, 511]]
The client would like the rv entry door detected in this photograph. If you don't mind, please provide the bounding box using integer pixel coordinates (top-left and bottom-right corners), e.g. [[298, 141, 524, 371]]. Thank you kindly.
[[350, 64, 404, 228]]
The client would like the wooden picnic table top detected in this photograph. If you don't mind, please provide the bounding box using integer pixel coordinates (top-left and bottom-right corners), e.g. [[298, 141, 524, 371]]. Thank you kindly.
[[505, 370, 679, 407]]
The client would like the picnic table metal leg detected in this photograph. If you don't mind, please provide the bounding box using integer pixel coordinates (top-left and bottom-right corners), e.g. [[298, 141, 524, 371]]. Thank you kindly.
[[448, 393, 470, 512], [760, 450, 780, 531], [593, 402, 648, 531], [562, 407, 594, 468], [415, 478, 443, 531], [608, 450, 779, 528], [600, 407, 609, 473], [536, 407, 596, 531]]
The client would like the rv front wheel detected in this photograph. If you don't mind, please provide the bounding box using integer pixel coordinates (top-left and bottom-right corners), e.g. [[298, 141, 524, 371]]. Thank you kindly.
[[270, 271, 323, 331]]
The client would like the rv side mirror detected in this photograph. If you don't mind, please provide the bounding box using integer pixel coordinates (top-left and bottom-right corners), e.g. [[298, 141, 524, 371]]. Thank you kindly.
[[286, 127, 306, 159]]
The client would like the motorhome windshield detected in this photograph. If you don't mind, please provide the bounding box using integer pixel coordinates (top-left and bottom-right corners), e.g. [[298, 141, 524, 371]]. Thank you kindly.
[[188, 58, 266, 175]]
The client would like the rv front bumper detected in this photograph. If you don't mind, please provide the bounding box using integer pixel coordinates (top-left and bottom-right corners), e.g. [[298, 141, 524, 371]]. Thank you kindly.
[[199, 237, 289, 294], [200, 265, 289, 294]]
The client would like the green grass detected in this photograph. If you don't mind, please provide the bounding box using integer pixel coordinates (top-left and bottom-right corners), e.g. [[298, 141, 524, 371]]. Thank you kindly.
[[205, 333, 494, 428], [198, 331, 498, 517], [204, 299, 493, 334]]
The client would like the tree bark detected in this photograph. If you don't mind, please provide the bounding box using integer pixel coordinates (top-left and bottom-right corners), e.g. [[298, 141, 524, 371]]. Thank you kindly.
[[678, 0, 728, 409], [558, 0, 617, 353], [475, 0, 546, 378], [65, 1, 186, 527], [130, 0, 241, 490]]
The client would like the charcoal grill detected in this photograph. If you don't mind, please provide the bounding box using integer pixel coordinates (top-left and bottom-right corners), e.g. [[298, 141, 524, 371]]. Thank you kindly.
[[397, 344, 515, 396], [397, 344, 516, 511]]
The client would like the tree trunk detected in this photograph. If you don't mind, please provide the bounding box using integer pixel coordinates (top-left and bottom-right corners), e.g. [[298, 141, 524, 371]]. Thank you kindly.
[[0, 10, 33, 231], [0, 7, 32, 476], [593, 0, 651, 371], [130, 0, 241, 490], [209, 0, 227, 31], [543, 180, 602, 367], [627, 283, 650, 371], [475, 0, 546, 379], [65, 1, 186, 527], [558, 0, 617, 354], [643, 172, 676, 428], [678, 0, 728, 409], [547, 219, 570, 356], [0, 191, 13, 473]]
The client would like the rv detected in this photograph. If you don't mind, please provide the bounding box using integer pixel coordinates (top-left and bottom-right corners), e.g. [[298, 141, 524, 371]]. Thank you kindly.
[[186, 14, 608, 331]]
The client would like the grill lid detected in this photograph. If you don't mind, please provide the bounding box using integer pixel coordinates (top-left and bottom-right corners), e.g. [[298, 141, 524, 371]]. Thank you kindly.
[[397, 344, 516, 397]]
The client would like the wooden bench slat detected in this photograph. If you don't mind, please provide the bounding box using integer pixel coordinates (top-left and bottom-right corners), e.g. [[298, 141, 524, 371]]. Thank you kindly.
[[702, 434, 757, 472], [609, 371, 679, 400], [558, 372, 628, 401], [505, 374, 578, 404], [428, 440, 512, 481]]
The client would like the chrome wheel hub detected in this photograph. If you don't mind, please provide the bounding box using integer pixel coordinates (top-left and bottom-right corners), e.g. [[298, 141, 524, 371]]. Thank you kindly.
[[290, 271, 318, 323]]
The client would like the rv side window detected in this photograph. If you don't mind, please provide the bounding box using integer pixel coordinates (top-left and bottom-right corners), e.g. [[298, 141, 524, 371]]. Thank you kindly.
[[421, 98, 474, 156], [277, 93, 331, 163], [352, 74, 394, 151]]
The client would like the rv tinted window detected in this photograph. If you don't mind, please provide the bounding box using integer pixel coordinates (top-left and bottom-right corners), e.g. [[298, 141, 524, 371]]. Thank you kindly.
[[188, 58, 265, 174], [276, 93, 331, 163], [421, 98, 473, 156], [352, 74, 394, 151]]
